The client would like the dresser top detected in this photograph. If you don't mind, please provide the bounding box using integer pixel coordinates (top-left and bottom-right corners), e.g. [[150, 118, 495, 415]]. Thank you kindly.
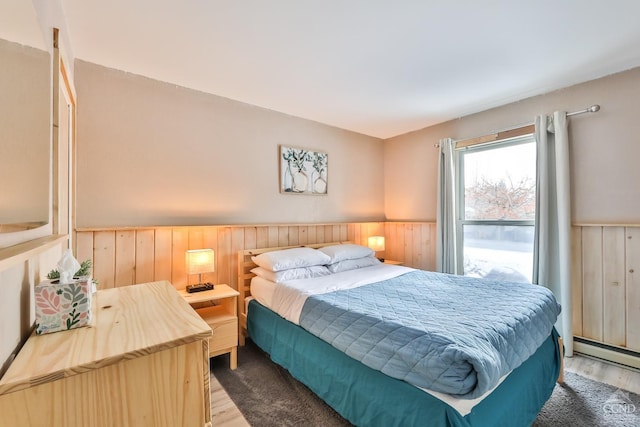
[[0, 280, 212, 395]]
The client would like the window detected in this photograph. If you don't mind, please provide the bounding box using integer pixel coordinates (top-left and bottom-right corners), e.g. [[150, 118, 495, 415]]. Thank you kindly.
[[456, 135, 536, 283]]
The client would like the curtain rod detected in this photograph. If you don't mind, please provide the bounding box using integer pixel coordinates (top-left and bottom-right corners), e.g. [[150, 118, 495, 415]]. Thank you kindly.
[[434, 104, 601, 148], [566, 104, 600, 117]]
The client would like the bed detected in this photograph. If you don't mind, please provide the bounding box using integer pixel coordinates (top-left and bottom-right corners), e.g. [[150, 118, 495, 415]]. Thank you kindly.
[[236, 242, 563, 427]]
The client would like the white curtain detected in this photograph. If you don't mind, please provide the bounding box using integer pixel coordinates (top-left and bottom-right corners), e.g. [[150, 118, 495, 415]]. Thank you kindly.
[[533, 112, 573, 356], [436, 138, 457, 274]]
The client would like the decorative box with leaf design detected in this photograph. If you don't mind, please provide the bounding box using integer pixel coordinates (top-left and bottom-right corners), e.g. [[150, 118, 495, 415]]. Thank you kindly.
[[35, 278, 93, 335]]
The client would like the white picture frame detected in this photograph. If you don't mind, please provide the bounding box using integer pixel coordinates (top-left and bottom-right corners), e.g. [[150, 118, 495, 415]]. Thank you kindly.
[[279, 145, 328, 195]]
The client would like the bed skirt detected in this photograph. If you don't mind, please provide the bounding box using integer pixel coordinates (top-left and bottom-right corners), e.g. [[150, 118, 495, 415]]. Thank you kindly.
[[247, 299, 561, 427]]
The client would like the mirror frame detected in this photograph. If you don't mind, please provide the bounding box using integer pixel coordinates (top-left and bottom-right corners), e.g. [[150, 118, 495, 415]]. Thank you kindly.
[[52, 28, 76, 250], [0, 28, 75, 249]]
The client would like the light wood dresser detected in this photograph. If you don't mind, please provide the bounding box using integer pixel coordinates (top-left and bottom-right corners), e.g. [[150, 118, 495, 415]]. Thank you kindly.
[[0, 280, 213, 427]]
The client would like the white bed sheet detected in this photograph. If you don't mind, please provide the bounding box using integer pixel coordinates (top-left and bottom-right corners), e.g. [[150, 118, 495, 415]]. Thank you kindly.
[[252, 264, 413, 324], [248, 264, 506, 416]]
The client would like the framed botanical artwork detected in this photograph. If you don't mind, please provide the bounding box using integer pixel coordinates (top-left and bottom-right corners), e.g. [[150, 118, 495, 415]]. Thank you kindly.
[[280, 145, 328, 195]]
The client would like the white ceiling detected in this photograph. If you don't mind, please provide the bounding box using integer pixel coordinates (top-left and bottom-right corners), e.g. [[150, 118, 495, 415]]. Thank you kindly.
[[6, 1, 640, 139], [0, 0, 46, 50]]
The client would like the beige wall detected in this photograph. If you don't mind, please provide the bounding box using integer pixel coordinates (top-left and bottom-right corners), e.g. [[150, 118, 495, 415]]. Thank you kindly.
[[75, 61, 640, 227], [74, 61, 385, 228], [384, 67, 640, 224], [0, 39, 49, 225]]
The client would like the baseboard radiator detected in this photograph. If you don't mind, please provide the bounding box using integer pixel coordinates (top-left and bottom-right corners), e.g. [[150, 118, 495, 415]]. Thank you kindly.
[[574, 336, 640, 371]]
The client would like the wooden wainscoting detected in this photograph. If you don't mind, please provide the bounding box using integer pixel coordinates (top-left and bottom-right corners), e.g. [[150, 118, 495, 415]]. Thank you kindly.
[[76, 221, 640, 364], [384, 222, 437, 272], [572, 224, 640, 365], [74, 222, 437, 292]]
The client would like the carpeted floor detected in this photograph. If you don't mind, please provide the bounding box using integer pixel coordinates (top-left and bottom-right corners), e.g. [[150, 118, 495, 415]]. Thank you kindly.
[[533, 372, 640, 427], [212, 341, 349, 426], [212, 341, 640, 427]]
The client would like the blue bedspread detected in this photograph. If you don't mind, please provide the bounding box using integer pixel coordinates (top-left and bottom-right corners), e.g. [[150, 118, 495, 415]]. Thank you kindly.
[[299, 270, 561, 399]]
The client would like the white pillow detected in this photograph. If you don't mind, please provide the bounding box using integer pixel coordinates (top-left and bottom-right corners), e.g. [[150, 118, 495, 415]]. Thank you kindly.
[[251, 247, 331, 272], [251, 266, 331, 283], [318, 244, 375, 263], [327, 256, 381, 273]]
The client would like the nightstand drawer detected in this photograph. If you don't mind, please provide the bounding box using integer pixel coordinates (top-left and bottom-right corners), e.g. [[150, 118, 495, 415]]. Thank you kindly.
[[196, 305, 238, 351], [209, 317, 238, 351]]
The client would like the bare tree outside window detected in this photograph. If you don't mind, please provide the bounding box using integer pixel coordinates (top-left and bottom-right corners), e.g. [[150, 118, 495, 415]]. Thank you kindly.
[[465, 175, 535, 221]]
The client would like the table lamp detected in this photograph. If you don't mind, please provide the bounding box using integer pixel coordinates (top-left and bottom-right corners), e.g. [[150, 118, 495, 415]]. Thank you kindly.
[[186, 249, 215, 292], [367, 236, 385, 262]]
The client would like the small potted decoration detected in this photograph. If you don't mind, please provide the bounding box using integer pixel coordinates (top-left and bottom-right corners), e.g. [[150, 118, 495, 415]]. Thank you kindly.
[[47, 258, 99, 291]]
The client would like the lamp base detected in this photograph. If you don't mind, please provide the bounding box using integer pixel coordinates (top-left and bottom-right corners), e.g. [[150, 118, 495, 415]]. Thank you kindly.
[[186, 282, 214, 293]]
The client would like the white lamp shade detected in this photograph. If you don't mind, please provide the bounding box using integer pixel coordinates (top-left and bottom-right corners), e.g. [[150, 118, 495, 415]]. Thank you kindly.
[[367, 236, 385, 252], [186, 249, 215, 275]]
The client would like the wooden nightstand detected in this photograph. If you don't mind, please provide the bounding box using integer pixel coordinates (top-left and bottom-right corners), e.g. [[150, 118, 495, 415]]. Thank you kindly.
[[179, 284, 240, 370], [383, 259, 404, 265]]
